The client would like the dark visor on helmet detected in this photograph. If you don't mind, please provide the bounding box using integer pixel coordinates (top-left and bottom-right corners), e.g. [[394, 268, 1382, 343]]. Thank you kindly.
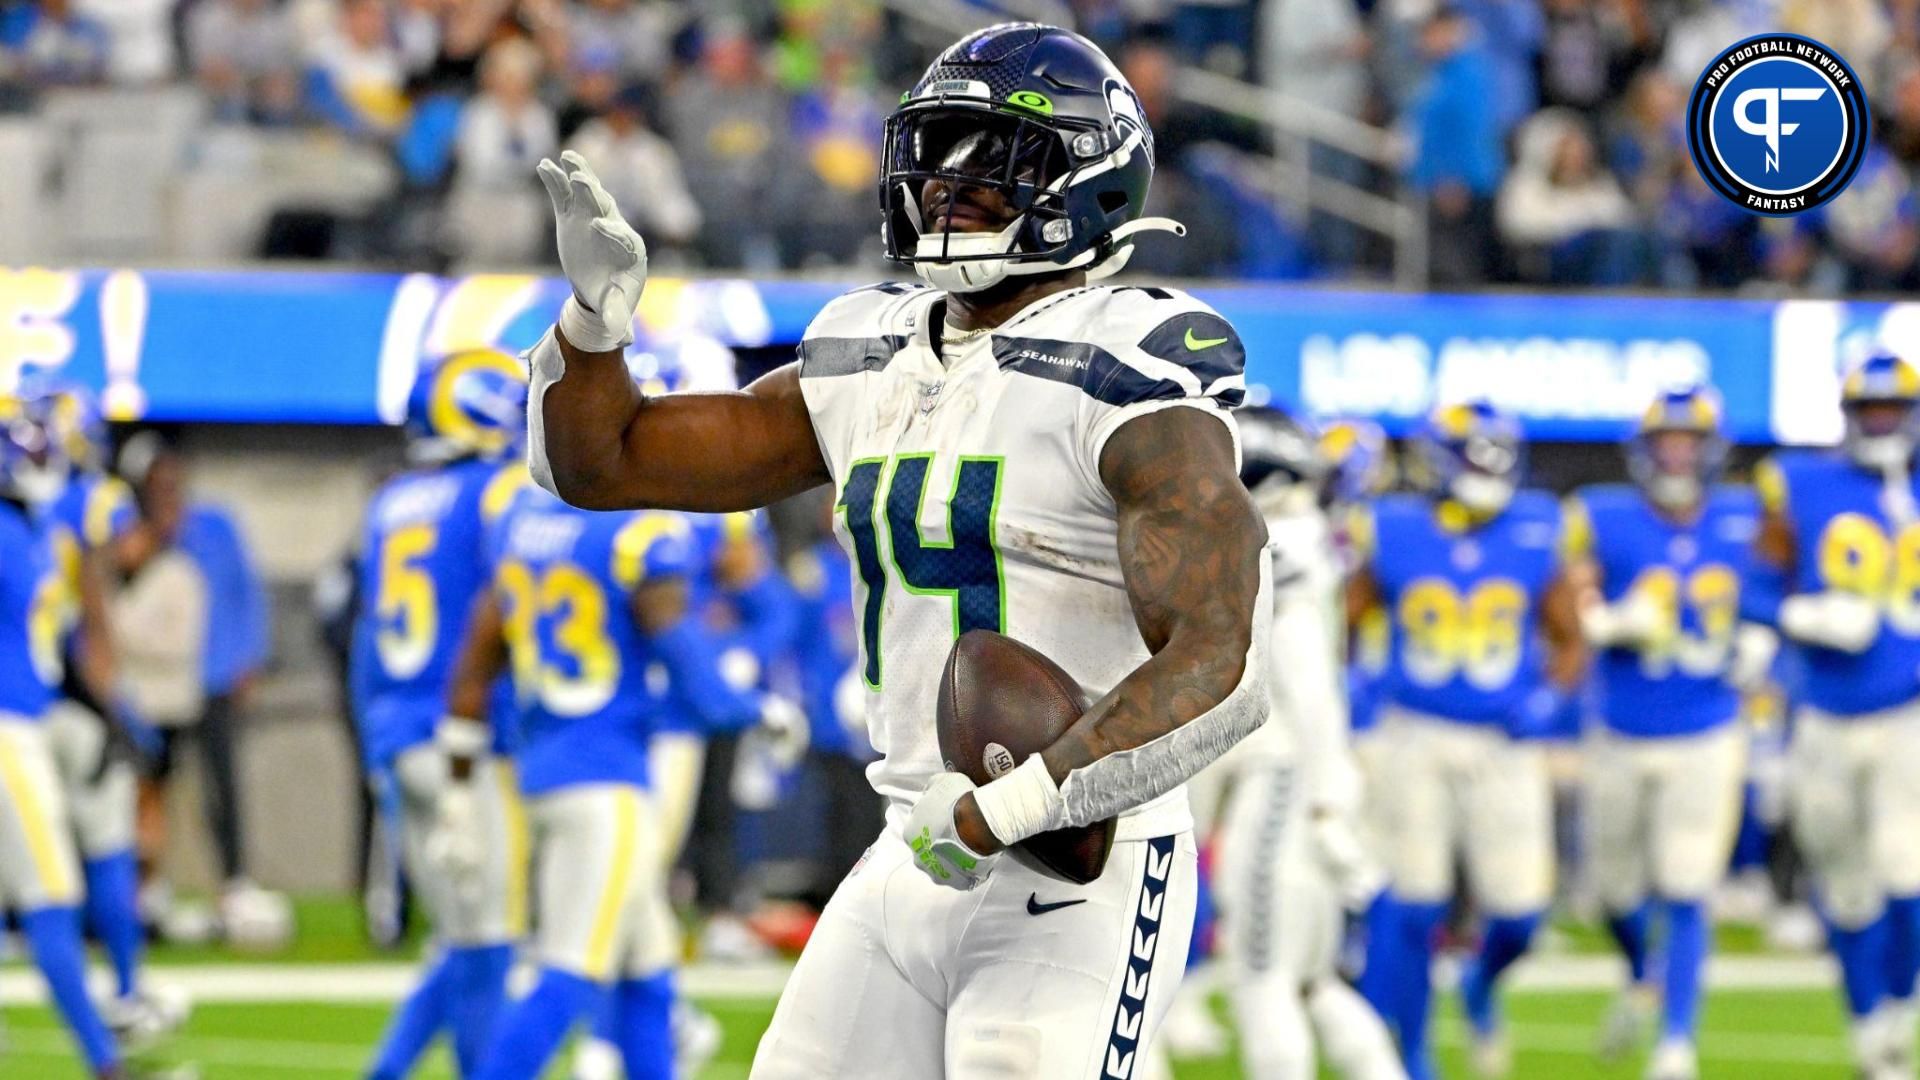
[[880, 100, 1082, 265]]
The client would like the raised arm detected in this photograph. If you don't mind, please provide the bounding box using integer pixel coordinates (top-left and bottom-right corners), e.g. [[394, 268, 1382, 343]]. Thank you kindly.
[[529, 152, 829, 513], [953, 406, 1272, 854], [538, 340, 828, 512]]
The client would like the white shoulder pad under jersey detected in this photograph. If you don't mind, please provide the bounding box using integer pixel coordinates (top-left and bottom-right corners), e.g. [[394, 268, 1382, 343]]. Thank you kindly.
[[792, 282, 1253, 833]]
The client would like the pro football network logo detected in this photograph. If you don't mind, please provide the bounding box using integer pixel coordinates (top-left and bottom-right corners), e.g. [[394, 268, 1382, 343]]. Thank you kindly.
[[1686, 33, 1869, 216]]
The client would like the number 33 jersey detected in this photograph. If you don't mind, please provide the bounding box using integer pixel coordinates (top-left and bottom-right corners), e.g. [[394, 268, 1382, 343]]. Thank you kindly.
[[797, 283, 1248, 834]]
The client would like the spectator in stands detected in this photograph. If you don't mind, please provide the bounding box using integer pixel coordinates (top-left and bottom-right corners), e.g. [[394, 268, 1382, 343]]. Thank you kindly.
[[1535, 0, 1649, 119], [1263, 0, 1368, 121], [1881, 61, 1920, 174], [1262, 0, 1369, 267], [1780, 0, 1893, 86], [566, 83, 702, 258], [0, 0, 111, 86], [1496, 111, 1637, 285], [186, 0, 301, 124], [566, 0, 685, 86], [1814, 147, 1920, 293], [453, 36, 555, 191], [778, 46, 884, 267], [1658, 164, 1761, 290], [769, 0, 883, 92], [1408, 5, 1504, 285], [1118, 36, 1257, 279], [666, 20, 792, 269], [1453, 0, 1545, 135], [445, 35, 555, 264], [1607, 68, 1685, 208], [307, 0, 411, 139], [73, 0, 177, 85]]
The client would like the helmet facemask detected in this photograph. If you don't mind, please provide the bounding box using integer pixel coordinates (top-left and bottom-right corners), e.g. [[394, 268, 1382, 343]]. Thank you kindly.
[[1844, 397, 1920, 470], [882, 102, 1081, 293]]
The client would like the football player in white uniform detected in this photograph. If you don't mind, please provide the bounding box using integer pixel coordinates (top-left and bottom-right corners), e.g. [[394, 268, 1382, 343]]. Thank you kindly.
[[1212, 406, 1403, 1080], [522, 22, 1273, 1079]]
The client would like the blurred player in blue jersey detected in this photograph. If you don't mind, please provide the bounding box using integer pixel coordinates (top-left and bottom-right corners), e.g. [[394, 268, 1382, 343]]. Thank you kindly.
[[439, 491, 690, 1080], [568, 340, 805, 1080], [1345, 401, 1586, 1080], [787, 504, 879, 910], [1565, 385, 1770, 1080], [1753, 352, 1920, 1079], [352, 350, 530, 1080], [33, 381, 185, 1047], [0, 393, 127, 1079]]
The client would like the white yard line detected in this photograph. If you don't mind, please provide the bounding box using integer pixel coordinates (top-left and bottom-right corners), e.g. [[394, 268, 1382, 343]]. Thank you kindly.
[[1, 953, 1837, 1006]]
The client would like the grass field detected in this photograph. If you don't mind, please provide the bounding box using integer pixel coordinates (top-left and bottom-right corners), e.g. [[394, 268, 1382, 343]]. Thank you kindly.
[[0, 898, 1862, 1079]]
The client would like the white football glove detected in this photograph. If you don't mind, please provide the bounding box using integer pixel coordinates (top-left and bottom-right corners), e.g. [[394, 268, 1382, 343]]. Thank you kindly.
[[1779, 590, 1880, 654], [426, 717, 490, 903], [1728, 622, 1780, 691], [1579, 590, 1669, 649], [751, 693, 811, 770], [426, 779, 485, 904], [1308, 805, 1386, 909], [536, 150, 647, 353], [903, 772, 998, 891]]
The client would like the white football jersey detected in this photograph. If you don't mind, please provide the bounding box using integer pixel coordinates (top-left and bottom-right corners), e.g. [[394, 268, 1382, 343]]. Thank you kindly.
[[797, 282, 1248, 841]]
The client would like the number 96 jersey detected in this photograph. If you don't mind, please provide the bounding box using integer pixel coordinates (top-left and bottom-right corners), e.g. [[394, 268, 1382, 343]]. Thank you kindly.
[[1759, 451, 1920, 715], [796, 283, 1247, 835], [1358, 492, 1565, 726]]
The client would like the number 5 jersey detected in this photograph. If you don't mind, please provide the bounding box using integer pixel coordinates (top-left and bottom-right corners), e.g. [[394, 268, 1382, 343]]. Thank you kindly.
[[796, 283, 1247, 835]]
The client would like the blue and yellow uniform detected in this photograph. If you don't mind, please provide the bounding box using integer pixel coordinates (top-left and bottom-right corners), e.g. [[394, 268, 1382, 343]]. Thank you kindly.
[[0, 484, 124, 1075], [1363, 491, 1565, 728], [353, 458, 526, 767], [491, 487, 694, 798], [473, 489, 690, 1080], [1568, 484, 1760, 736], [1757, 352, 1920, 1071], [360, 349, 529, 1080], [47, 472, 133, 597], [1757, 452, 1920, 716]]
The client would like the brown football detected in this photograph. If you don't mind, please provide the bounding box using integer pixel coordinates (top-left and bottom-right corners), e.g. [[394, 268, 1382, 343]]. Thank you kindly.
[[936, 629, 1115, 884]]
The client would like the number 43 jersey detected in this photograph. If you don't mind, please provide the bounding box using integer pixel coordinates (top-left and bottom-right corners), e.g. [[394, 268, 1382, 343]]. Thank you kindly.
[[797, 283, 1248, 834], [1565, 484, 1759, 737]]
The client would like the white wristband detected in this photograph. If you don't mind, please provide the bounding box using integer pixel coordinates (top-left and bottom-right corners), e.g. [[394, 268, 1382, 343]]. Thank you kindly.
[[972, 754, 1065, 847], [436, 716, 489, 758], [557, 295, 633, 354]]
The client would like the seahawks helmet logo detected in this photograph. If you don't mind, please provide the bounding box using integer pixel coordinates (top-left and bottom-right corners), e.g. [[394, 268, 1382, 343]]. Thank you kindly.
[[1104, 79, 1149, 163]]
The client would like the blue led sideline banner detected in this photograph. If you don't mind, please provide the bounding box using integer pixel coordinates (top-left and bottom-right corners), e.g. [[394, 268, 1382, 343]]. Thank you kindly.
[[0, 266, 1900, 443]]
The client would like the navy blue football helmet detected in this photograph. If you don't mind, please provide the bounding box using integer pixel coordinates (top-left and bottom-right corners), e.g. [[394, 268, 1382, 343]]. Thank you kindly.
[[880, 23, 1182, 292]]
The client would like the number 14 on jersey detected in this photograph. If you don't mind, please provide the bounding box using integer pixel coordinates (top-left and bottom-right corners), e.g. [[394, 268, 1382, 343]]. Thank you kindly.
[[838, 454, 1007, 689]]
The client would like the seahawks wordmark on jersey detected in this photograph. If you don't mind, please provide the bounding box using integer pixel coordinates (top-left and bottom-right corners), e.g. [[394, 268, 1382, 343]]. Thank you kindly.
[[798, 282, 1246, 838]]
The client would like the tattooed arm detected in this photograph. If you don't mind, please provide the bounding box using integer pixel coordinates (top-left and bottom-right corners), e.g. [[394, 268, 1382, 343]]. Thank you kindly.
[[955, 406, 1270, 852]]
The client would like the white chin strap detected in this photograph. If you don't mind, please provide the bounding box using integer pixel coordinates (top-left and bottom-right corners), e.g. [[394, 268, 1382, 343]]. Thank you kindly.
[[911, 212, 1186, 294], [12, 461, 65, 507], [1852, 433, 1916, 470], [1647, 473, 1702, 511], [1450, 472, 1514, 516]]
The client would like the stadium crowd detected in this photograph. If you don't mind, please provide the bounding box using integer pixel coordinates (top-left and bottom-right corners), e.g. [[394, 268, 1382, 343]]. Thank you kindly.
[[14, 0, 1920, 289]]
